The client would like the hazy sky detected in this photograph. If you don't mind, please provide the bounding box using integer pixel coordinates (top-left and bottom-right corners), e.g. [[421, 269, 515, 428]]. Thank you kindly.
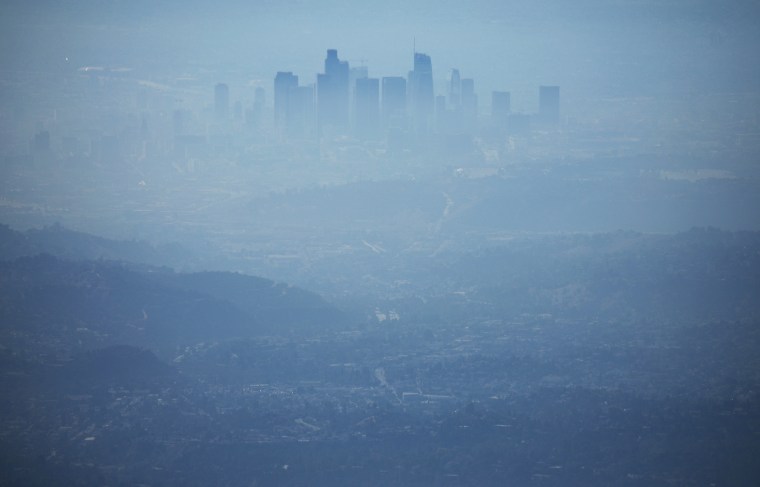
[[2, 0, 760, 109]]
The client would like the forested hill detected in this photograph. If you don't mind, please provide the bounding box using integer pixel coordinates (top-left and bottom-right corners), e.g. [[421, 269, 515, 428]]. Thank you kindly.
[[0, 254, 345, 361], [0, 222, 194, 268]]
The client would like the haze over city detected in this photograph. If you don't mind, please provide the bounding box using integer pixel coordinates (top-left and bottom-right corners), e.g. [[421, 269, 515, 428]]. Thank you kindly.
[[1, 1, 759, 485]]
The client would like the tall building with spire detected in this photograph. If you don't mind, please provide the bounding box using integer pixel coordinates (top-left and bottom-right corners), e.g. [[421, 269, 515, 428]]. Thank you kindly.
[[408, 52, 434, 134]]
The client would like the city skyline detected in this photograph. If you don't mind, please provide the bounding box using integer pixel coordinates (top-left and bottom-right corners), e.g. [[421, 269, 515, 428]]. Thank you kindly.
[[1, 3, 759, 483], [267, 48, 559, 139]]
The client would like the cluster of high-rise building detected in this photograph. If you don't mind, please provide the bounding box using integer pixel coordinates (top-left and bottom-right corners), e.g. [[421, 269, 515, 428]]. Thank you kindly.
[[272, 49, 560, 141], [16, 49, 561, 170]]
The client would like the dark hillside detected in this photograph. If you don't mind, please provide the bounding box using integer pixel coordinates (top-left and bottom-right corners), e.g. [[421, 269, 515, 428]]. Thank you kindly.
[[0, 254, 345, 361]]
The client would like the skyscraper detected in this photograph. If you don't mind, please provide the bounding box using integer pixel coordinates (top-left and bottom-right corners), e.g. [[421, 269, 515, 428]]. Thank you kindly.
[[539, 85, 560, 126], [409, 52, 434, 134], [318, 49, 350, 131], [461, 78, 478, 128], [355, 77, 380, 139], [381, 76, 407, 129], [449, 69, 461, 109], [349, 65, 369, 128], [214, 83, 229, 120], [290, 84, 316, 138], [274, 72, 298, 130]]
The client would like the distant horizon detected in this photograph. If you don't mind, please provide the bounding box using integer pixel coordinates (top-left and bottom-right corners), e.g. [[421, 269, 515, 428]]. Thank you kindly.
[[3, 0, 759, 101]]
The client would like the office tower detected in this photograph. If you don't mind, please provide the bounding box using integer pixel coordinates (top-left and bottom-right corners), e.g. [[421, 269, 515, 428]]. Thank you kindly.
[[214, 83, 229, 120], [461, 78, 478, 128], [275, 73, 316, 137], [355, 77, 380, 139], [492, 91, 511, 127], [539, 85, 560, 126], [349, 66, 369, 127], [290, 85, 316, 137], [350, 66, 368, 100], [316, 73, 330, 128], [449, 69, 461, 108], [350, 66, 369, 86], [325, 48, 346, 77], [274, 72, 298, 130], [318, 49, 350, 131], [409, 52, 434, 133], [382, 76, 407, 129]]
